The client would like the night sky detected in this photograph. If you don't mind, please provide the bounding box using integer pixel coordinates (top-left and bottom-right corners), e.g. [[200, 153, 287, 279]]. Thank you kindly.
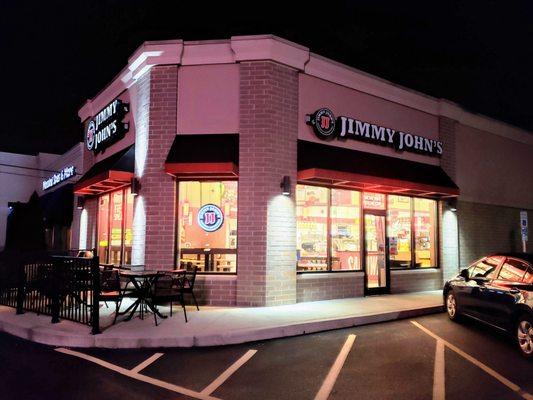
[[1, 0, 532, 155]]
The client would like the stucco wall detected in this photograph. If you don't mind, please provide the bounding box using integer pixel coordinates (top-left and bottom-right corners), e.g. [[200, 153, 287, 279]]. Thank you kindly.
[[177, 64, 239, 134], [455, 123, 533, 209]]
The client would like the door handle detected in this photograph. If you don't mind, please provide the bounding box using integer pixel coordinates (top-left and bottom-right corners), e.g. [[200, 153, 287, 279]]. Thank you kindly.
[[509, 288, 520, 294]]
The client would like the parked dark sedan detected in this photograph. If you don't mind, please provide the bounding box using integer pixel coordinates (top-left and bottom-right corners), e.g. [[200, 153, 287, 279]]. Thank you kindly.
[[443, 253, 533, 358]]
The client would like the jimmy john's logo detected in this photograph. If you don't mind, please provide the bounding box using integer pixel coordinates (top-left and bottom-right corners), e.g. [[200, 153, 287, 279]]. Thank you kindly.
[[306, 108, 443, 156], [85, 99, 129, 153]]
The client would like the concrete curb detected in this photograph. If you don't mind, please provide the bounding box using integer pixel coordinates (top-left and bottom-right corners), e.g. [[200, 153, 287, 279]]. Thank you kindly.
[[0, 304, 443, 349]]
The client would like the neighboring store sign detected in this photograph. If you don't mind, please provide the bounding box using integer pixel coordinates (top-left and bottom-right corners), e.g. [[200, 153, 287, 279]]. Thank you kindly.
[[520, 210, 528, 245], [306, 108, 443, 157], [42, 166, 76, 191], [85, 99, 129, 154], [197, 204, 224, 232]]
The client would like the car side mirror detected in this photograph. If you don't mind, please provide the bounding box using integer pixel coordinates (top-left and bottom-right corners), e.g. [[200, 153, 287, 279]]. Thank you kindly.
[[459, 269, 470, 281]]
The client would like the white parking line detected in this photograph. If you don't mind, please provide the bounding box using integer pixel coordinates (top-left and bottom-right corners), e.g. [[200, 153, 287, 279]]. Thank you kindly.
[[314, 334, 357, 400], [55, 347, 220, 400], [131, 352, 164, 374], [411, 321, 533, 400], [433, 340, 445, 400], [201, 349, 257, 395]]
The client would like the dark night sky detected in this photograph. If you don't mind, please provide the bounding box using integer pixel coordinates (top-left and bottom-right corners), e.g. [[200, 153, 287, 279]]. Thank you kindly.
[[1, 0, 532, 155]]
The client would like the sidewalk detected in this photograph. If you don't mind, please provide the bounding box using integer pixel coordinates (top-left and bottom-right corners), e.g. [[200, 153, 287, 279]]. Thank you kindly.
[[0, 291, 443, 348]]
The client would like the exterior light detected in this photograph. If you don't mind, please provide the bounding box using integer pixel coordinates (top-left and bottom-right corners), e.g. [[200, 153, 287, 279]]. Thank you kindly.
[[76, 196, 85, 210], [281, 176, 291, 196], [447, 198, 457, 212], [131, 177, 141, 196]]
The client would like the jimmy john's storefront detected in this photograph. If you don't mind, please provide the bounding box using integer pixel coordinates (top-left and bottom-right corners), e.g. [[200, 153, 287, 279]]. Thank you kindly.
[[73, 36, 468, 307]]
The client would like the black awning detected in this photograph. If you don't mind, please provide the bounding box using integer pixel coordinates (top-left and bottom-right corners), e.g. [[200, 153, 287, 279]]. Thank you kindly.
[[165, 134, 239, 178], [39, 183, 74, 228], [297, 140, 459, 198], [74, 145, 135, 195]]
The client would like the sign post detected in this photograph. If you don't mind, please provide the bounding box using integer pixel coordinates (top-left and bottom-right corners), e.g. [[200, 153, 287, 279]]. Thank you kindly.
[[520, 211, 528, 252]]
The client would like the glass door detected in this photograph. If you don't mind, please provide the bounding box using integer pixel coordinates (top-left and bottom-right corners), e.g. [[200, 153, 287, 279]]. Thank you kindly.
[[364, 212, 390, 294]]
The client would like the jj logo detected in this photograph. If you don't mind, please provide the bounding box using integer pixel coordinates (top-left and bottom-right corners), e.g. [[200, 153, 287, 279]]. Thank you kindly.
[[306, 108, 336, 139], [197, 204, 224, 232]]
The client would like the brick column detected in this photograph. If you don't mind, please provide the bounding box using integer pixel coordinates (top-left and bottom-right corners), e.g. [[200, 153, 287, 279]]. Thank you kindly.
[[132, 66, 178, 270], [438, 116, 460, 281], [237, 61, 298, 306]]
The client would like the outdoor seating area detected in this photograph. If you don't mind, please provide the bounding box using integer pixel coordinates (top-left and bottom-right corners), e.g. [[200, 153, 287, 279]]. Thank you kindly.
[[0, 251, 200, 333], [100, 265, 200, 326]]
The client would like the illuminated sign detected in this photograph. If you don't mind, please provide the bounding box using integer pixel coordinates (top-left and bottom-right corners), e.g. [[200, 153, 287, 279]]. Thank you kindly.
[[363, 192, 386, 210], [42, 166, 76, 191], [306, 108, 443, 156], [85, 99, 129, 154], [197, 204, 224, 232]]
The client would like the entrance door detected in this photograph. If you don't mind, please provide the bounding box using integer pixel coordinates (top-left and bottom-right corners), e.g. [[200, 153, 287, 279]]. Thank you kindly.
[[364, 212, 390, 294]]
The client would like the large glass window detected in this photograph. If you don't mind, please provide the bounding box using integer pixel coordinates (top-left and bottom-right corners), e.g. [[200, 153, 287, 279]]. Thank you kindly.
[[96, 188, 134, 265], [97, 195, 110, 262], [387, 195, 412, 269], [296, 185, 329, 271], [296, 185, 361, 272], [413, 198, 437, 268], [296, 185, 439, 272], [331, 189, 361, 271], [177, 181, 237, 273]]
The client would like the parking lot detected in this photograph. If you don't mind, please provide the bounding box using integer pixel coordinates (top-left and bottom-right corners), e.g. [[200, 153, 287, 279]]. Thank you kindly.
[[0, 313, 531, 400]]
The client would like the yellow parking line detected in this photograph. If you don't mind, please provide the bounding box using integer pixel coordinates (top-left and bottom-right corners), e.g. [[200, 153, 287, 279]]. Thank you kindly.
[[55, 347, 220, 400], [314, 334, 357, 400], [411, 321, 532, 400]]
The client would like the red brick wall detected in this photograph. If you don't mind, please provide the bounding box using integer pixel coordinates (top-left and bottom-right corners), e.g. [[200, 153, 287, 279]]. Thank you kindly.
[[193, 276, 237, 306], [237, 61, 299, 306], [297, 273, 364, 302], [137, 66, 178, 270]]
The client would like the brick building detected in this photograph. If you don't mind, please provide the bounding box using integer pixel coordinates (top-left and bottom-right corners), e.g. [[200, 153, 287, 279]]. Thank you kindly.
[[71, 35, 533, 307]]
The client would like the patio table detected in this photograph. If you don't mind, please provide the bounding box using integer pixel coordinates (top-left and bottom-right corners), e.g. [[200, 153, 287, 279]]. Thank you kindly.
[[117, 270, 167, 322]]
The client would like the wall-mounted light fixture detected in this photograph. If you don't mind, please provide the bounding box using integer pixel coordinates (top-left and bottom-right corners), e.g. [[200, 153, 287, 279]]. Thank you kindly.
[[76, 196, 86, 210], [280, 176, 291, 196], [131, 177, 141, 196], [447, 198, 457, 212]]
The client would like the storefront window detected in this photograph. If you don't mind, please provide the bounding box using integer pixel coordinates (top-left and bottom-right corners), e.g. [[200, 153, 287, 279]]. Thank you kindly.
[[97, 188, 134, 265], [97, 194, 110, 262], [177, 181, 237, 273], [387, 195, 412, 269], [331, 189, 361, 271], [123, 188, 134, 264], [296, 185, 329, 271], [413, 198, 437, 268], [296, 184, 439, 272]]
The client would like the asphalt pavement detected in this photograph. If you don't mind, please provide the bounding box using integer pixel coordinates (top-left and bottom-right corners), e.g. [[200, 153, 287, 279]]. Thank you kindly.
[[0, 313, 531, 400]]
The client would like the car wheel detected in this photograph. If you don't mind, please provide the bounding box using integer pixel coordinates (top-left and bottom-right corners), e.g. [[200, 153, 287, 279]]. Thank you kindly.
[[446, 292, 460, 321], [516, 314, 533, 359]]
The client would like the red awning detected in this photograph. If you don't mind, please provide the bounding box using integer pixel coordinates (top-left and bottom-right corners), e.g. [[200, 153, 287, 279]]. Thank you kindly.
[[165, 134, 239, 179], [297, 168, 459, 198], [165, 162, 238, 179], [74, 145, 134, 195], [298, 141, 459, 199]]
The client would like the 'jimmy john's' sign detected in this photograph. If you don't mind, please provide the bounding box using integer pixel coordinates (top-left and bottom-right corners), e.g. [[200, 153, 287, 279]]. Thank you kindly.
[[306, 108, 443, 157], [85, 99, 129, 154]]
